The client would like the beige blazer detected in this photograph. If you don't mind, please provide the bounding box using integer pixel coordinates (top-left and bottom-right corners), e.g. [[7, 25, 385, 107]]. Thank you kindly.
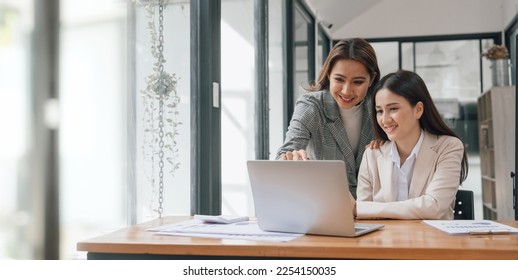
[[356, 131, 464, 220]]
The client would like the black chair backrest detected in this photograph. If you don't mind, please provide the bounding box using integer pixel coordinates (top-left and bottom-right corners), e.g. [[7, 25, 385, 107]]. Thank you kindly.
[[454, 189, 474, 220]]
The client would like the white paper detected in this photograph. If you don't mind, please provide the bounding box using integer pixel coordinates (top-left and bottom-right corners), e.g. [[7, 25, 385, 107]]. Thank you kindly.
[[155, 231, 299, 242], [148, 219, 303, 242], [193, 214, 249, 224], [423, 220, 518, 235]]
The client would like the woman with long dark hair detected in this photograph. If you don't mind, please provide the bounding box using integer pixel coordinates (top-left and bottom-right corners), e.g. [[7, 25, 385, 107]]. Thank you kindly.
[[354, 70, 468, 219]]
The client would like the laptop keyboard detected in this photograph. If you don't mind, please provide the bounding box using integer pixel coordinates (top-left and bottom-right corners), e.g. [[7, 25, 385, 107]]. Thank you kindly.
[[354, 224, 370, 233]]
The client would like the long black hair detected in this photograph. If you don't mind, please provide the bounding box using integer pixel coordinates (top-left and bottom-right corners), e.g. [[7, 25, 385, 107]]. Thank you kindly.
[[371, 70, 468, 184]]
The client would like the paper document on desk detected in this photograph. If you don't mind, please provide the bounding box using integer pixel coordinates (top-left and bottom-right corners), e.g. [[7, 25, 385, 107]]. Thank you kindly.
[[423, 220, 518, 235], [148, 219, 303, 242]]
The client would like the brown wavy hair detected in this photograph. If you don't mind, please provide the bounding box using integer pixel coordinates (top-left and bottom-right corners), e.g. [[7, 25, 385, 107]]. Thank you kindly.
[[306, 38, 380, 94], [371, 70, 468, 183]]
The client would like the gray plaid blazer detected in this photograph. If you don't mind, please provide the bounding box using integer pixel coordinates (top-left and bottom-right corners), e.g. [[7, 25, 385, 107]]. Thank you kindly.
[[275, 90, 375, 197]]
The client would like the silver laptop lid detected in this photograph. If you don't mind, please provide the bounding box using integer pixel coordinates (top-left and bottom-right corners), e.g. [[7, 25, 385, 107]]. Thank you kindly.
[[247, 160, 357, 237]]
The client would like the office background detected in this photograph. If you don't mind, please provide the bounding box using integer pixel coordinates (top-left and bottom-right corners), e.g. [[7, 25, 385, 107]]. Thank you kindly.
[[0, 0, 517, 259]]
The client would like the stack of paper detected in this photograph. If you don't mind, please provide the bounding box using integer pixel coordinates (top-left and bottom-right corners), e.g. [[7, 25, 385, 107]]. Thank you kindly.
[[148, 219, 303, 242], [423, 220, 518, 235]]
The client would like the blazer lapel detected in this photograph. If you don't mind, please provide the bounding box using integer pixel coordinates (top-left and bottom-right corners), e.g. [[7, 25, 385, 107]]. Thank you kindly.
[[377, 144, 396, 202], [409, 132, 438, 198]]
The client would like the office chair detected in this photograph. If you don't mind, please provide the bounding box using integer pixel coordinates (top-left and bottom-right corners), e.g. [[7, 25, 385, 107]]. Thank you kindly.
[[453, 189, 474, 220]]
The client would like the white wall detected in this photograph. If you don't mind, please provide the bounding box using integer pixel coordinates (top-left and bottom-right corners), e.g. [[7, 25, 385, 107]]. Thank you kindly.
[[327, 0, 509, 39], [503, 0, 518, 28]]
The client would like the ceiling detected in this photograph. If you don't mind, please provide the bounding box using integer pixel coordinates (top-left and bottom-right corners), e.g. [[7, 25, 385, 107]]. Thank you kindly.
[[305, 0, 382, 38]]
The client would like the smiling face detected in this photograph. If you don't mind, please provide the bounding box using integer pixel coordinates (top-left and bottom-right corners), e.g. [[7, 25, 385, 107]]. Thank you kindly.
[[328, 59, 373, 109], [375, 88, 423, 145]]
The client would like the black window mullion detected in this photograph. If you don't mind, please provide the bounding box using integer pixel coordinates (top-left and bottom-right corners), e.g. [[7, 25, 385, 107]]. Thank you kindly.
[[283, 0, 294, 133], [31, 0, 60, 260], [412, 42, 416, 72], [397, 41, 402, 70], [318, 26, 330, 64], [255, 0, 269, 159], [190, 0, 221, 215], [478, 39, 484, 94], [515, 33, 518, 221], [307, 20, 315, 82]]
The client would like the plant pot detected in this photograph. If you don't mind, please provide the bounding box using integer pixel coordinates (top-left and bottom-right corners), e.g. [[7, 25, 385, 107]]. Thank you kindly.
[[490, 59, 510, 87]]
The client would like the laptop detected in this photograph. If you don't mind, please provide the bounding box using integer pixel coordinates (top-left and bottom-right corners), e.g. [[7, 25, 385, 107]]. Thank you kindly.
[[247, 160, 384, 237]]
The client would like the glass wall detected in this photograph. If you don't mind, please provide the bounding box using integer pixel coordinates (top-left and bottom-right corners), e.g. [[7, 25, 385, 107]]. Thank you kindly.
[[371, 42, 399, 77], [293, 1, 313, 105], [134, 0, 191, 222], [221, 0, 256, 216], [0, 0, 191, 259], [59, 0, 127, 259], [316, 27, 329, 76], [0, 0, 33, 259], [413, 41, 482, 99], [268, 0, 284, 160]]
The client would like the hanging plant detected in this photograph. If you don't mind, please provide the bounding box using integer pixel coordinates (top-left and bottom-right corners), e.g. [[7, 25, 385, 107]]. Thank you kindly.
[[137, 0, 181, 218], [482, 44, 509, 60]]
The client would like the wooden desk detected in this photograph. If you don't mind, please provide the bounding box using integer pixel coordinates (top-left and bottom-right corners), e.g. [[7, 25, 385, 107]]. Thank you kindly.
[[77, 216, 518, 260]]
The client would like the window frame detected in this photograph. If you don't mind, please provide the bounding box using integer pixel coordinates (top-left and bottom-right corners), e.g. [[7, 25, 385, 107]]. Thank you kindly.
[[190, 0, 222, 215], [347, 33, 502, 93]]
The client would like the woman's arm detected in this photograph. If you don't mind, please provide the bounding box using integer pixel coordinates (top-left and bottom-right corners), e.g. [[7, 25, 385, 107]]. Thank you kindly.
[[275, 95, 319, 159]]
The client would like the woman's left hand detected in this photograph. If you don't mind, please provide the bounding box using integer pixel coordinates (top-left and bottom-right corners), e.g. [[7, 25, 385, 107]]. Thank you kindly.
[[366, 139, 385, 149]]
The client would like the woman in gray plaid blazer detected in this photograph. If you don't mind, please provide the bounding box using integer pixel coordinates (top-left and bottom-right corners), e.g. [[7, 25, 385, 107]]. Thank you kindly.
[[276, 38, 381, 198]]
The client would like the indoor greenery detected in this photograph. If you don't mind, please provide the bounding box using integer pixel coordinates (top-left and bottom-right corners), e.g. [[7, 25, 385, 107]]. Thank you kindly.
[[138, 0, 181, 217]]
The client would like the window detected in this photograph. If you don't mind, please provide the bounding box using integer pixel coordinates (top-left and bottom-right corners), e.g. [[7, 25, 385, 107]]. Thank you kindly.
[[316, 25, 330, 75], [371, 42, 399, 77], [269, 0, 285, 159], [0, 0, 33, 260], [60, 0, 127, 259], [134, 0, 191, 222], [221, 0, 256, 216], [292, 0, 314, 105]]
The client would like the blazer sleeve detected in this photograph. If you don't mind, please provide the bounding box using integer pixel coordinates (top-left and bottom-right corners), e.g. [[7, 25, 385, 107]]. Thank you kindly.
[[275, 95, 319, 159], [356, 137, 464, 220], [356, 148, 375, 202]]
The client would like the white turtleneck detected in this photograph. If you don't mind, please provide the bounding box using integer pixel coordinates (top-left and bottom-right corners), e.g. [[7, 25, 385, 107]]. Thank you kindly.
[[339, 104, 363, 155]]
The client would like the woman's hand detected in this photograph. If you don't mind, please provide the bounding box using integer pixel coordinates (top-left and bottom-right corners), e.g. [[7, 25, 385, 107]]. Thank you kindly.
[[349, 192, 357, 218], [366, 139, 385, 149], [279, 149, 310, 160]]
